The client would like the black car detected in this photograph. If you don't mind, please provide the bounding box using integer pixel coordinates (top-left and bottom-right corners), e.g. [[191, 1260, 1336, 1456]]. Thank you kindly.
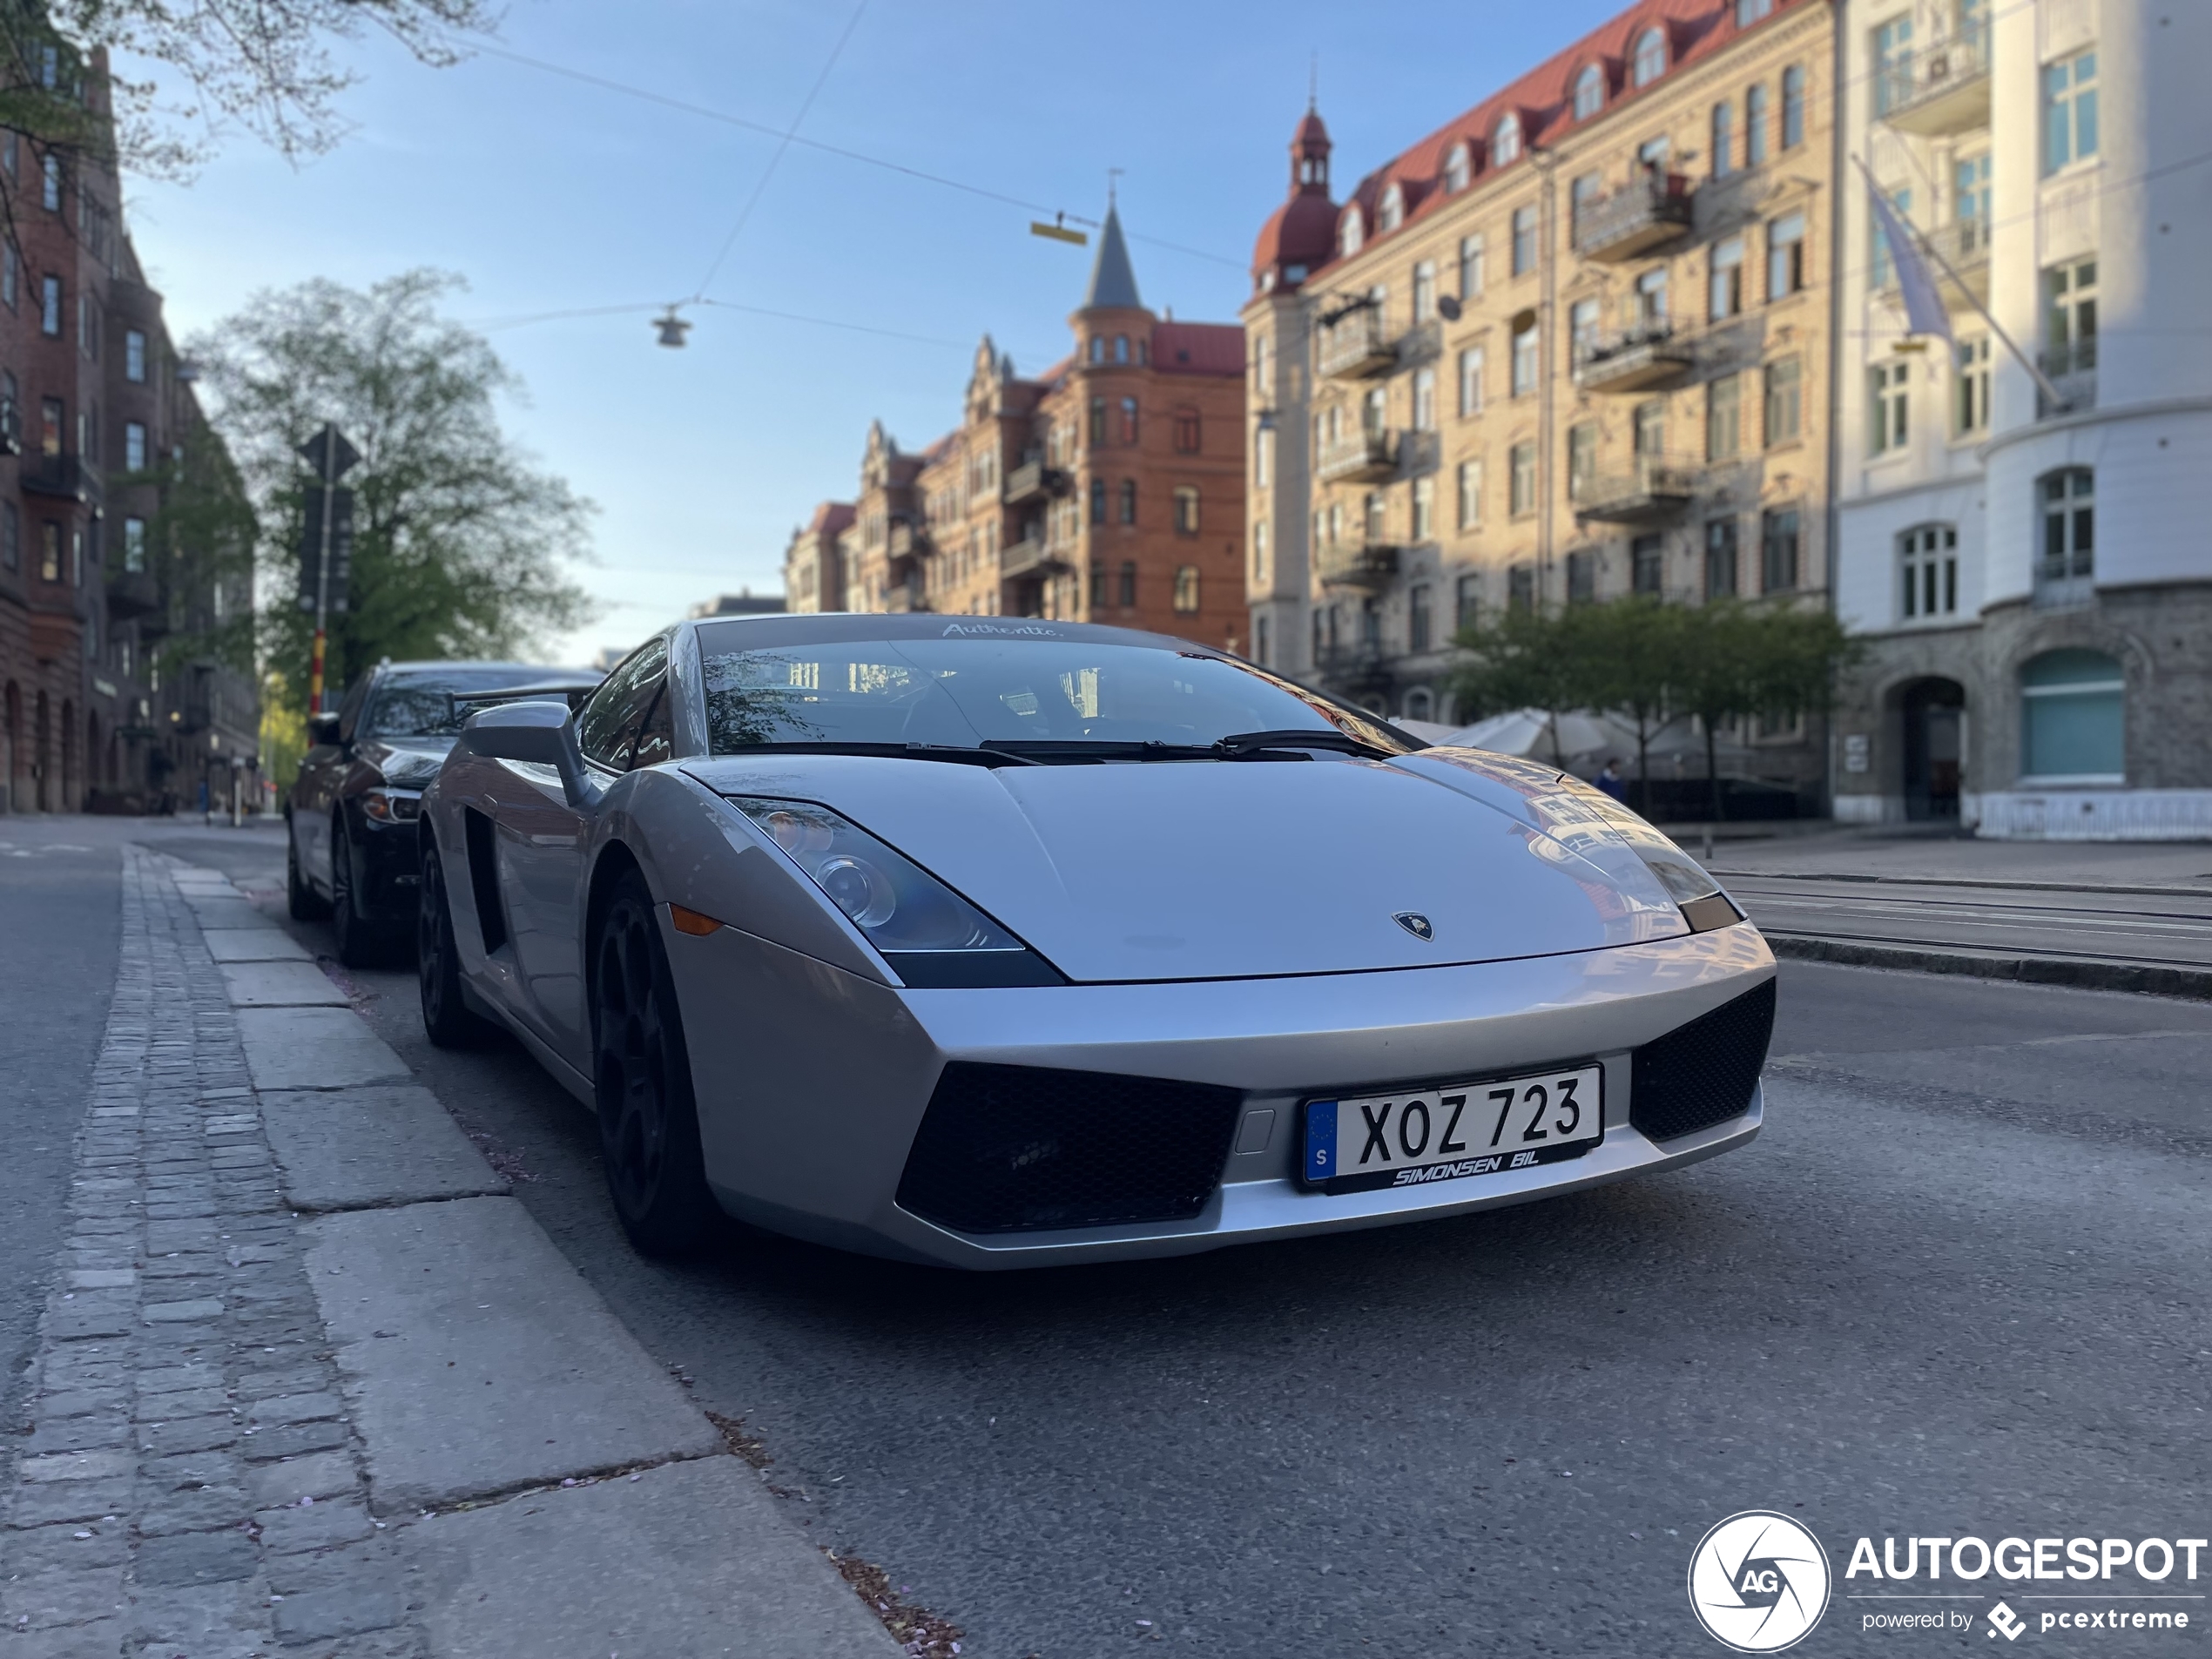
[[286, 659, 601, 964]]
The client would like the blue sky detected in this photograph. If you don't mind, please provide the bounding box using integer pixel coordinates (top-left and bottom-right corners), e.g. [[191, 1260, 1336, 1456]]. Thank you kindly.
[[127, 0, 1629, 667]]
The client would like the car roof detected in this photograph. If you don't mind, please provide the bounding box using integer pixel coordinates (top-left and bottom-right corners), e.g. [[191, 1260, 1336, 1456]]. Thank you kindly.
[[685, 612, 1214, 655]]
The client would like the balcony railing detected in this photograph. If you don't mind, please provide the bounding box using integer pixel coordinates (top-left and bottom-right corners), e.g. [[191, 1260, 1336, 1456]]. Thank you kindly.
[[999, 535, 1067, 582], [1316, 643, 1393, 699], [1574, 325, 1695, 394], [1575, 173, 1694, 263], [1317, 307, 1396, 380], [1002, 458, 1066, 506], [887, 520, 931, 564], [2038, 341, 2096, 416], [1877, 30, 1991, 137], [1573, 456, 1700, 525], [1314, 428, 1397, 485], [1315, 541, 1398, 591], [21, 453, 100, 506]]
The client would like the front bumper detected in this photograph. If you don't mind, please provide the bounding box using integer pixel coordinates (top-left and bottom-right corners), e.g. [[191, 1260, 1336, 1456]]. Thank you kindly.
[[347, 807, 422, 925], [667, 921, 1774, 1270]]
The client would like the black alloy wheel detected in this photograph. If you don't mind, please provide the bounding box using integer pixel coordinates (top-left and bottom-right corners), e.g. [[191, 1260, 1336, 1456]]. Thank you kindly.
[[591, 871, 718, 1257], [418, 844, 491, 1048], [287, 819, 329, 921], [329, 816, 388, 968]]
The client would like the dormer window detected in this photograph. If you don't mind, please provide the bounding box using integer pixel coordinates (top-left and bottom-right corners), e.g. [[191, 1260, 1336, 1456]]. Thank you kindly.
[[1379, 183, 1405, 233], [1634, 28, 1667, 86], [1494, 112, 1522, 166], [1575, 64, 1605, 120], [1340, 207, 1365, 257], [1444, 143, 1471, 192]]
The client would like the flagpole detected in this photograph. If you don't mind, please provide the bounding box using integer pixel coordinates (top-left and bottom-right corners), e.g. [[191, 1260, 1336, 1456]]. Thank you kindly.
[[1851, 154, 2071, 412]]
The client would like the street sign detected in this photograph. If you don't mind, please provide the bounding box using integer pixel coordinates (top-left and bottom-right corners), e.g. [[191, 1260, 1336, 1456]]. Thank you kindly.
[[298, 424, 360, 480], [295, 486, 354, 615]]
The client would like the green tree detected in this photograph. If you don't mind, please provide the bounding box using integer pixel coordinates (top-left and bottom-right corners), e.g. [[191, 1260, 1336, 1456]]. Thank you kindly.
[[1576, 597, 1686, 815], [1673, 601, 1859, 820], [1448, 603, 1605, 765], [192, 271, 596, 716]]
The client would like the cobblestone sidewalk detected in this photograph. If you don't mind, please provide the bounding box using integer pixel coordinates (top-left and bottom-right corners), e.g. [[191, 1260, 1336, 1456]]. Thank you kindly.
[[3, 846, 416, 1659]]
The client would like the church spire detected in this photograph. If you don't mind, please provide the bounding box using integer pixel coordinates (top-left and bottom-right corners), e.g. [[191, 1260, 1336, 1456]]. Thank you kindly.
[[1081, 202, 1143, 311]]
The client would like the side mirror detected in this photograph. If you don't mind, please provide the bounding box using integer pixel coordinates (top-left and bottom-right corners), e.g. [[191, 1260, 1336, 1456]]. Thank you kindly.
[[459, 700, 604, 811], [307, 713, 341, 748]]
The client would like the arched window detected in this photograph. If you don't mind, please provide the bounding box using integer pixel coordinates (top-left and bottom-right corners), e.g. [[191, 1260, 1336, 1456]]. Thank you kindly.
[[1378, 182, 1404, 233], [1172, 407, 1201, 454], [1089, 477, 1107, 525], [1634, 28, 1668, 86], [1114, 334, 1130, 363], [1493, 112, 1522, 166], [1404, 686, 1435, 722], [1172, 564, 1201, 612], [1173, 485, 1200, 536], [1575, 64, 1605, 120], [2020, 650, 2124, 782], [1444, 143, 1471, 192], [1118, 396, 1139, 443], [1118, 478, 1136, 524], [1088, 395, 1107, 445], [1118, 561, 1137, 607], [1089, 336, 1106, 363], [1340, 206, 1365, 257]]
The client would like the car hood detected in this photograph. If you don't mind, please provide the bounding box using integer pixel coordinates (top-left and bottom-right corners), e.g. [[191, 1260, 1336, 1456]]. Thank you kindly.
[[356, 737, 455, 787], [683, 753, 1689, 983]]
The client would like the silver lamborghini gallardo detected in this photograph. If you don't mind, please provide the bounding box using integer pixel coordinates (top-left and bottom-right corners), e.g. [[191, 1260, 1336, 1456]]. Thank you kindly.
[[417, 613, 1775, 1265]]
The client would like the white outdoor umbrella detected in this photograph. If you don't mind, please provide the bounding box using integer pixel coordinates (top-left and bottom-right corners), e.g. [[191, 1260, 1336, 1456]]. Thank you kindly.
[[1440, 708, 1621, 761]]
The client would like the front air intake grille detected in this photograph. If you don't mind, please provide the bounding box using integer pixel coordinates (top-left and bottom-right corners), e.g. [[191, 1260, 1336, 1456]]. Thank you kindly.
[[896, 1062, 1243, 1235], [1630, 978, 1777, 1143]]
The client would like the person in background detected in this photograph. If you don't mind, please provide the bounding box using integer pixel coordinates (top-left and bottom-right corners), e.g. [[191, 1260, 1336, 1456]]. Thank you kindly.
[[1595, 759, 1628, 803]]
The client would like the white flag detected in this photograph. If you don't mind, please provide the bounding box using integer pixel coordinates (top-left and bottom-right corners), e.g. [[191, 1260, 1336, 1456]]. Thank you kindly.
[[1867, 179, 1952, 343]]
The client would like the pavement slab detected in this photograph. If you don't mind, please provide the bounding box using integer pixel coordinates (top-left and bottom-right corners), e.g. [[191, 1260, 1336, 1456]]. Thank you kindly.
[[234, 1007, 410, 1091], [300, 1197, 722, 1514], [216, 959, 349, 1008], [401, 1459, 897, 1658], [260, 1085, 508, 1212], [175, 896, 276, 932], [199, 928, 313, 963]]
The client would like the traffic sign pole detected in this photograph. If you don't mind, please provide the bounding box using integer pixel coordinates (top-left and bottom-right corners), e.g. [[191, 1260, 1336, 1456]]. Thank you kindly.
[[311, 435, 336, 714]]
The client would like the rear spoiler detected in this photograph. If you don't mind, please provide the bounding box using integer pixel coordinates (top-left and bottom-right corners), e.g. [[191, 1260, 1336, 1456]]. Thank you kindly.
[[446, 680, 602, 720]]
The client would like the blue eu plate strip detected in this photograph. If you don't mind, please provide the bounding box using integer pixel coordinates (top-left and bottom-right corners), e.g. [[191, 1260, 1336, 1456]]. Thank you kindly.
[[1304, 1100, 1338, 1186]]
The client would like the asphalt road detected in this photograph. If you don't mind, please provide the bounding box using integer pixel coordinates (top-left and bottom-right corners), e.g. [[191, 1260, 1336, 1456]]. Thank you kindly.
[[10, 818, 2209, 1656]]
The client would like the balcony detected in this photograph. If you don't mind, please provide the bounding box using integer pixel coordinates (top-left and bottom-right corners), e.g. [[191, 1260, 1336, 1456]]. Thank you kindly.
[[2039, 341, 2096, 416], [1575, 173, 1694, 264], [1315, 428, 1398, 485], [1316, 541, 1399, 591], [1928, 219, 1991, 307], [881, 583, 928, 615], [1001, 459, 1066, 506], [22, 454, 100, 507], [107, 569, 161, 619], [887, 520, 931, 565], [1877, 33, 1991, 137], [1573, 457, 1700, 525], [1316, 644, 1393, 702], [1317, 307, 1396, 380], [1575, 326, 1694, 394], [999, 535, 1068, 581]]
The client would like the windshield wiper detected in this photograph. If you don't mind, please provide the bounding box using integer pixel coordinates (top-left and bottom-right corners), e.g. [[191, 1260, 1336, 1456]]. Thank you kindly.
[[1212, 728, 1404, 759], [714, 741, 1041, 768], [979, 738, 1311, 765]]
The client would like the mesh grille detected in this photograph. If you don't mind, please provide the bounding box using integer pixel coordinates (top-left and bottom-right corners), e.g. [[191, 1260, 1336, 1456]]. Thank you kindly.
[[897, 1062, 1243, 1235], [1630, 978, 1776, 1143]]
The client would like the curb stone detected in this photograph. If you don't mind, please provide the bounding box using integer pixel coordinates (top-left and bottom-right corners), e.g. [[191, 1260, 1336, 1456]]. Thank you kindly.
[[1766, 931, 2212, 1001]]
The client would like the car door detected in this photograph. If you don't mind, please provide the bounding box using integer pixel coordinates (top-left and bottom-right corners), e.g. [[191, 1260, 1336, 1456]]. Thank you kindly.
[[496, 636, 669, 1063], [292, 671, 372, 894]]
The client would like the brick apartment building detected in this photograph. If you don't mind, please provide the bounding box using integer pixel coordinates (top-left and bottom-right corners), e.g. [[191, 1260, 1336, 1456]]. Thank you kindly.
[[0, 38, 257, 815], [786, 207, 1249, 650]]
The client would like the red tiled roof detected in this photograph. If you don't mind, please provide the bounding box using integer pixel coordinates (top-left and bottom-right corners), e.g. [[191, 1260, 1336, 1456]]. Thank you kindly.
[[807, 501, 856, 536], [1307, 0, 1810, 282], [1151, 322, 1245, 376]]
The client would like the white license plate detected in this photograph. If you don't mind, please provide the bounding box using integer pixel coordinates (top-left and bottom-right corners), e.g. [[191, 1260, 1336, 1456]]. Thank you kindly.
[[1300, 1065, 1605, 1194]]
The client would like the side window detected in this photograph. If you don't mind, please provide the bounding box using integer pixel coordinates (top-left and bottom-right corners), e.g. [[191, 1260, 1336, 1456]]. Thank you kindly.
[[577, 636, 668, 768], [629, 681, 673, 770], [334, 674, 373, 745]]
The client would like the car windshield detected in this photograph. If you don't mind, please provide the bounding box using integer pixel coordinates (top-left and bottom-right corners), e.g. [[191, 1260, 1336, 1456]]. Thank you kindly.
[[361, 668, 558, 739], [695, 623, 1414, 757]]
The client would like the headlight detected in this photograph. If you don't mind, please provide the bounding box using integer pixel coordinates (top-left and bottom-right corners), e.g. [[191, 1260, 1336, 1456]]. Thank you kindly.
[[725, 797, 1062, 986], [361, 788, 421, 823]]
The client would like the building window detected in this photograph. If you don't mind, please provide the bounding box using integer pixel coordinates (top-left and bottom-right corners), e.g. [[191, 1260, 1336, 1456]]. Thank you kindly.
[[122, 516, 147, 573], [1745, 83, 1769, 166], [1089, 563, 1108, 610], [1444, 143, 1471, 193], [1899, 523, 1958, 619], [41, 153, 60, 212], [1570, 172, 1602, 246], [1379, 184, 1405, 234], [1409, 583, 1433, 651], [1633, 266, 1669, 328], [2020, 650, 2123, 781], [1567, 421, 1596, 500], [1459, 233, 1485, 298], [1, 502, 17, 572], [124, 421, 147, 472], [1704, 518, 1738, 597], [1575, 64, 1604, 120], [1873, 15, 1914, 118], [1569, 298, 1600, 364], [1456, 458, 1483, 529], [2044, 258, 2097, 377], [1408, 367, 1435, 433], [1172, 407, 1200, 454], [1707, 372, 1743, 460], [1507, 564, 1535, 613], [1869, 360, 1911, 454], [1255, 424, 1273, 489], [40, 274, 60, 335], [1118, 396, 1138, 443], [2038, 466, 2094, 583], [1782, 65, 1805, 149], [1511, 204, 1537, 275], [1494, 113, 1522, 167], [1, 244, 14, 311], [1088, 395, 1106, 445], [1363, 384, 1387, 436], [1710, 101, 1734, 178], [1363, 489, 1386, 542], [1253, 334, 1272, 397], [1954, 152, 1991, 256], [1631, 533, 1663, 595], [1458, 346, 1484, 415], [1566, 549, 1597, 603], [1955, 336, 1992, 434], [1251, 520, 1269, 585], [2043, 48, 2098, 175], [1339, 207, 1364, 258], [1118, 478, 1136, 524], [1764, 355, 1802, 447], [40, 521, 60, 581], [1633, 28, 1666, 86], [1508, 442, 1536, 516], [1454, 574, 1480, 631], [1634, 399, 1666, 456], [1089, 477, 1107, 524], [1173, 485, 1200, 536], [39, 395, 61, 457], [1412, 260, 1436, 324], [1710, 235, 1744, 319], [1171, 565, 1200, 613], [1119, 561, 1137, 607], [1510, 320, 1538, 395], [1737, 0, 1772, 23], [1760, 508, 1800, 592], [1638, 135, 1671, 169], [1411, 475, 1434, 541], [1767, 211, 1804, 299]]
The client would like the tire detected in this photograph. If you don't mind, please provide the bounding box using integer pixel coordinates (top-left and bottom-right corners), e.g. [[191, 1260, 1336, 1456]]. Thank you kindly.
[[418, 844, 492, 1049], [591, 871, 718, 1257], [287, 819, 330, 921], [329, 816, 388, 968]]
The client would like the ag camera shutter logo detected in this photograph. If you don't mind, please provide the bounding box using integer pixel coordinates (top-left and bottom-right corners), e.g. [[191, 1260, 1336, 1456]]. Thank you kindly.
[[1688, 1511, 1832, 1652]]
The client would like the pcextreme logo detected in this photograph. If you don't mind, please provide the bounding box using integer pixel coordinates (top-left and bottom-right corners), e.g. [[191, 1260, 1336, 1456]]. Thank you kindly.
[[1687, 1511, 1833, 1653]]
